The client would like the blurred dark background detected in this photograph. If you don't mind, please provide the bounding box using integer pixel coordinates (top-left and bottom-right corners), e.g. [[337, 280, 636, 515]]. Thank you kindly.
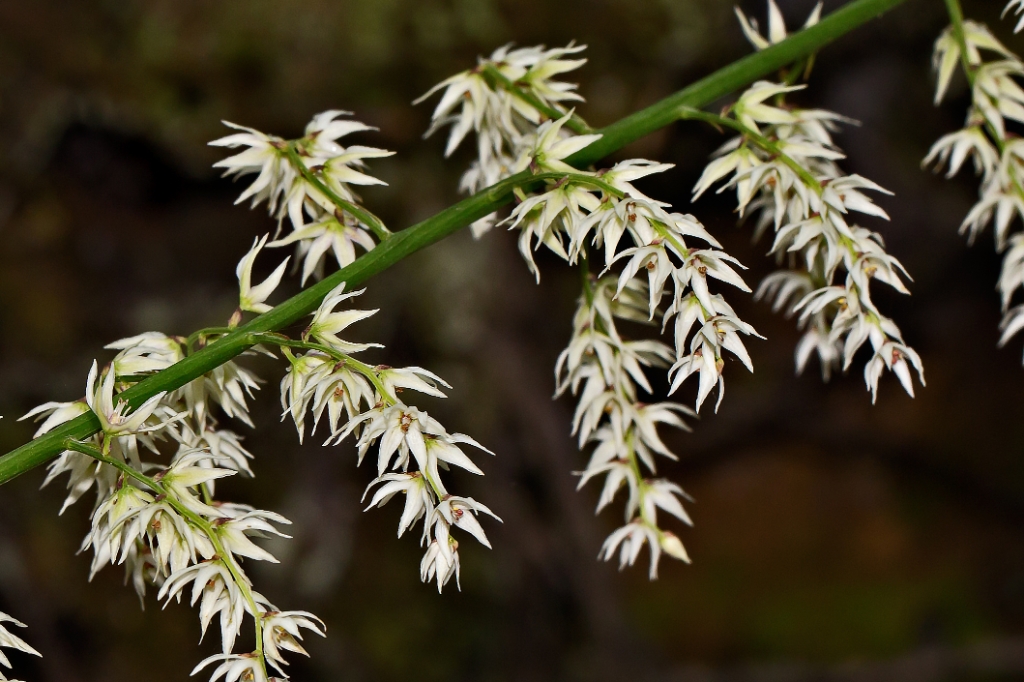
[[0, 0, 1023, 680]]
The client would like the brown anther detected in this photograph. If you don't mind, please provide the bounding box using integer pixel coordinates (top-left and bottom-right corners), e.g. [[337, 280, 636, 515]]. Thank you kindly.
[[645, 259, 657, 271], [333, 386, 345, 399], [452, 508, 464, 519], [698, 265, 708, 275]]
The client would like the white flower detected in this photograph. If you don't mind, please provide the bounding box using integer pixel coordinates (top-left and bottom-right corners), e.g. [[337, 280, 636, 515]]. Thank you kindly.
[[363, 473, 434, 538], [923, 125, 999, 180], [0, 612, 41, 681], [376, 366, 451, 400], [106, 332, 185, 376], [191, 653, 268, 682], [280, 352, 333, 443], [735, 0, 822, 51], [261, 610, 325, 675], [156, 449, 236, 518], [85, 361, 177, 439], [215, 510, 292, 564], [933, 21, 1011, 104], [304, 283, 379, 353], [19, 399, 90, 437], [599, 522, 663, 579], [732, 82, 804, 133], [210, 123, 291, 211], [268, 213, 376, 284], [511, 111, 602, 174], [162, 560, 249, 654], [430, 495, 501, 549], [237, 235, 289, 314], [420, 537, 460, 593]]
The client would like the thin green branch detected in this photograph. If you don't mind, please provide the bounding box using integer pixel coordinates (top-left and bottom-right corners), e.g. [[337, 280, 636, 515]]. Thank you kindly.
[[0, 0, 911, 486], [569, 0, 909, 167], [481, 64, 595, 135], [284, 146, 392, 242]]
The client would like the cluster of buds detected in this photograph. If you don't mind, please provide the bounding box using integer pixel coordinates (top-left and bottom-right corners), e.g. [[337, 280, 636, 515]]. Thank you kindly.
[[692, 2, 924, 402], [278, 283, 499, 592], [212, 111, 393, 285], [416, 43, 588, 234], [0, 613, 39, 682], [421, 46, 759, 575], [925, 9, 1024, 359]]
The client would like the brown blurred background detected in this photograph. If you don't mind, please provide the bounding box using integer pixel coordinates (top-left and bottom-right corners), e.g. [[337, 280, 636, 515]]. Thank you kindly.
[[1, 0, 1023, 680]]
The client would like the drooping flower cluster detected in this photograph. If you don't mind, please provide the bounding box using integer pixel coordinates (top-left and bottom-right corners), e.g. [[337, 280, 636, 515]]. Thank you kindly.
[[925, 13, 1024, 360], [559, 277, 695, 577], [691, 3, 924, 402], [212, 111, 392, 285], [416, 43, 587, 234], [0, 612, 40, 682], [277, 283, 500, 592], [422, 48, 760, 575], [21, 337, 324, 682]]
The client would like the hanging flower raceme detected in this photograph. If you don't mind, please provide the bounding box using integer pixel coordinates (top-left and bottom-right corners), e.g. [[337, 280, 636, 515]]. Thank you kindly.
[[211, 110, 393, 286], [927, 11, 1024, 362], [273, 282, 500, 592], [689, 2, 923, 401]]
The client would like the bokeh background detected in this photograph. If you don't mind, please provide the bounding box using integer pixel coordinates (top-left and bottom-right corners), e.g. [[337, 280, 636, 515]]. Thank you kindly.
[[0, 0, 1023, 680]]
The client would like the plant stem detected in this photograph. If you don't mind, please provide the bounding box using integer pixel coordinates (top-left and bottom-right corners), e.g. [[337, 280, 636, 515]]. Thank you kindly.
[[568, 0, 909, 167], [284, 146, 392, 242], [64, 439, 271, 678], [0, 0, 913, 486]]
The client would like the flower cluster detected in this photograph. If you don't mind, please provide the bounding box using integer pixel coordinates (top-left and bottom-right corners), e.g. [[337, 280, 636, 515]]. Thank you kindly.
[[0, 612, 40, 682], [925, 14, 1024, 360], [278, 283, 500, 592], [422, 46, 760, 575], [691, 3, 924, 402], [22, 336, 324, 681], [416, 43, 588, 235], [559, 277, 695, 578], [212, 111, 393, 285]]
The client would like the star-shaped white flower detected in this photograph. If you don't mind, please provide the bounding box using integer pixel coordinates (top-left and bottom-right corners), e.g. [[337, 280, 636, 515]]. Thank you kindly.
[[237, 234, 290, 314]]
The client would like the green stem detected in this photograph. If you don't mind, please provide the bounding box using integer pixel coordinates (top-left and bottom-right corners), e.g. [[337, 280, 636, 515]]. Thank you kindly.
[[185, 326, 233, 352], [0, 0, 912, 486], [569, 0, 909, 167], [64, 440, 271, 676], [284, 146, 392, 242], [481, 64, 595, 135]]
